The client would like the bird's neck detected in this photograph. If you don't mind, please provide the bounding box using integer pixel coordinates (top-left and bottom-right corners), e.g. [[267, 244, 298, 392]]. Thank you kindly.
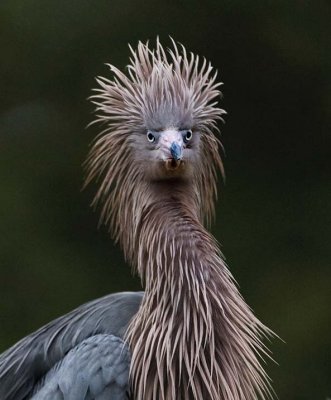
[[125, 182, 270, 400], [135, 181, 204, 282]]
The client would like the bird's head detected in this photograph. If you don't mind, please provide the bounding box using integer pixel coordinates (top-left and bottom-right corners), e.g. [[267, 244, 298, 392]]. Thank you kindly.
[[86, 39, 225, 227], [137, 127, 196, 181]]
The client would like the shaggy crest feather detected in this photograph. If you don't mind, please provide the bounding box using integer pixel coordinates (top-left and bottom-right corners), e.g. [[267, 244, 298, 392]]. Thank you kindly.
[[85, 39, 275, 400]]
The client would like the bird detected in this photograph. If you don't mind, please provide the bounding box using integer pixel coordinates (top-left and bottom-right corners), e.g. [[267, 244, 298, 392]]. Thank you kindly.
[[0, 39, 275, 400]]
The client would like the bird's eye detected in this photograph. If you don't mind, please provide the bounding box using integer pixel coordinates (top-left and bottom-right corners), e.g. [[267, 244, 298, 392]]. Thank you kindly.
[[184, 130, 193, 143], [147, 132, 155, 143]]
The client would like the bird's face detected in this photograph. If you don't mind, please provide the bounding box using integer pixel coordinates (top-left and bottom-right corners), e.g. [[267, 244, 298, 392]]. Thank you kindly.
[[138, 127, 199, 181]]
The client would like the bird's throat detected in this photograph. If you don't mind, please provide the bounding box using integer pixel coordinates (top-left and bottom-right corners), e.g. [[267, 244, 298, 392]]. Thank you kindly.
[[127, 191, 216, 399]]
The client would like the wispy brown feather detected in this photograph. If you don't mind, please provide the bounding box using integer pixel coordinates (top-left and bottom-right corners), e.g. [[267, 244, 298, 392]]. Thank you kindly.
[[85, 39, 275, 400]]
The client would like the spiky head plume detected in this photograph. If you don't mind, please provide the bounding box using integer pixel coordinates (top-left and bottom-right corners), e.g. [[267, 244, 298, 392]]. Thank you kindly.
[[85, 39, 226, 258]]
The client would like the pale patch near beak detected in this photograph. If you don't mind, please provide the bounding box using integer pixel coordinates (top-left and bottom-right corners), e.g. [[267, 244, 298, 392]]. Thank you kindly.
[[158, 129, 184, 171]]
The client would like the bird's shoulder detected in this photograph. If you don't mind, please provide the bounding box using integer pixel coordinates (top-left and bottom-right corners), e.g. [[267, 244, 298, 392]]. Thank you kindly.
[[0, 291, 143, 400]]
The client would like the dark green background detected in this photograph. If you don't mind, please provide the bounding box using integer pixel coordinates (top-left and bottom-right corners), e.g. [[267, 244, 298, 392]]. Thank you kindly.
[[0, 1, 330, 398]]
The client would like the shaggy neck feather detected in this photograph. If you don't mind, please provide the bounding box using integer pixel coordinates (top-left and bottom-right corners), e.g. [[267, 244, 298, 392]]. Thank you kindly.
[[125, 182, 272, 400]]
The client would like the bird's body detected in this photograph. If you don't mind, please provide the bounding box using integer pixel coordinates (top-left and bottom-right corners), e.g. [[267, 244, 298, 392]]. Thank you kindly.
[[0, 293, 142, 399], [0, 39, 274, 399]]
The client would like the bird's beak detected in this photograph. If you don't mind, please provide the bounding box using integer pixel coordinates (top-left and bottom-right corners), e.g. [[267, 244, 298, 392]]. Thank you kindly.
[[170, 142, 183, 161], [159, 130, 183, 171]]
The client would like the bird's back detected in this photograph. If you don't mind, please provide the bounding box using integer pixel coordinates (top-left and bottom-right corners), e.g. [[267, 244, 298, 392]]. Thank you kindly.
[[0, 292, 143, 400]]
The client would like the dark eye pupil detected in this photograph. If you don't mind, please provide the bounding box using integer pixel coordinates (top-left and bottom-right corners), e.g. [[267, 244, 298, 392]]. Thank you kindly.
[[147, 132, 155, 142], [185, 130, 192, 141]]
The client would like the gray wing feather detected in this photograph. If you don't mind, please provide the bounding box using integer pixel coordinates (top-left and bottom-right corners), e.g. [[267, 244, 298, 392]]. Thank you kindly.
[[31, 334, 130, 400], [0, 291, 143, 400]]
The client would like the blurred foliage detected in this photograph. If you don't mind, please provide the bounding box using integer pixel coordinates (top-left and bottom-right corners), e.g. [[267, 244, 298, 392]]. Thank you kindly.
[[0, 0, 330, 398]]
